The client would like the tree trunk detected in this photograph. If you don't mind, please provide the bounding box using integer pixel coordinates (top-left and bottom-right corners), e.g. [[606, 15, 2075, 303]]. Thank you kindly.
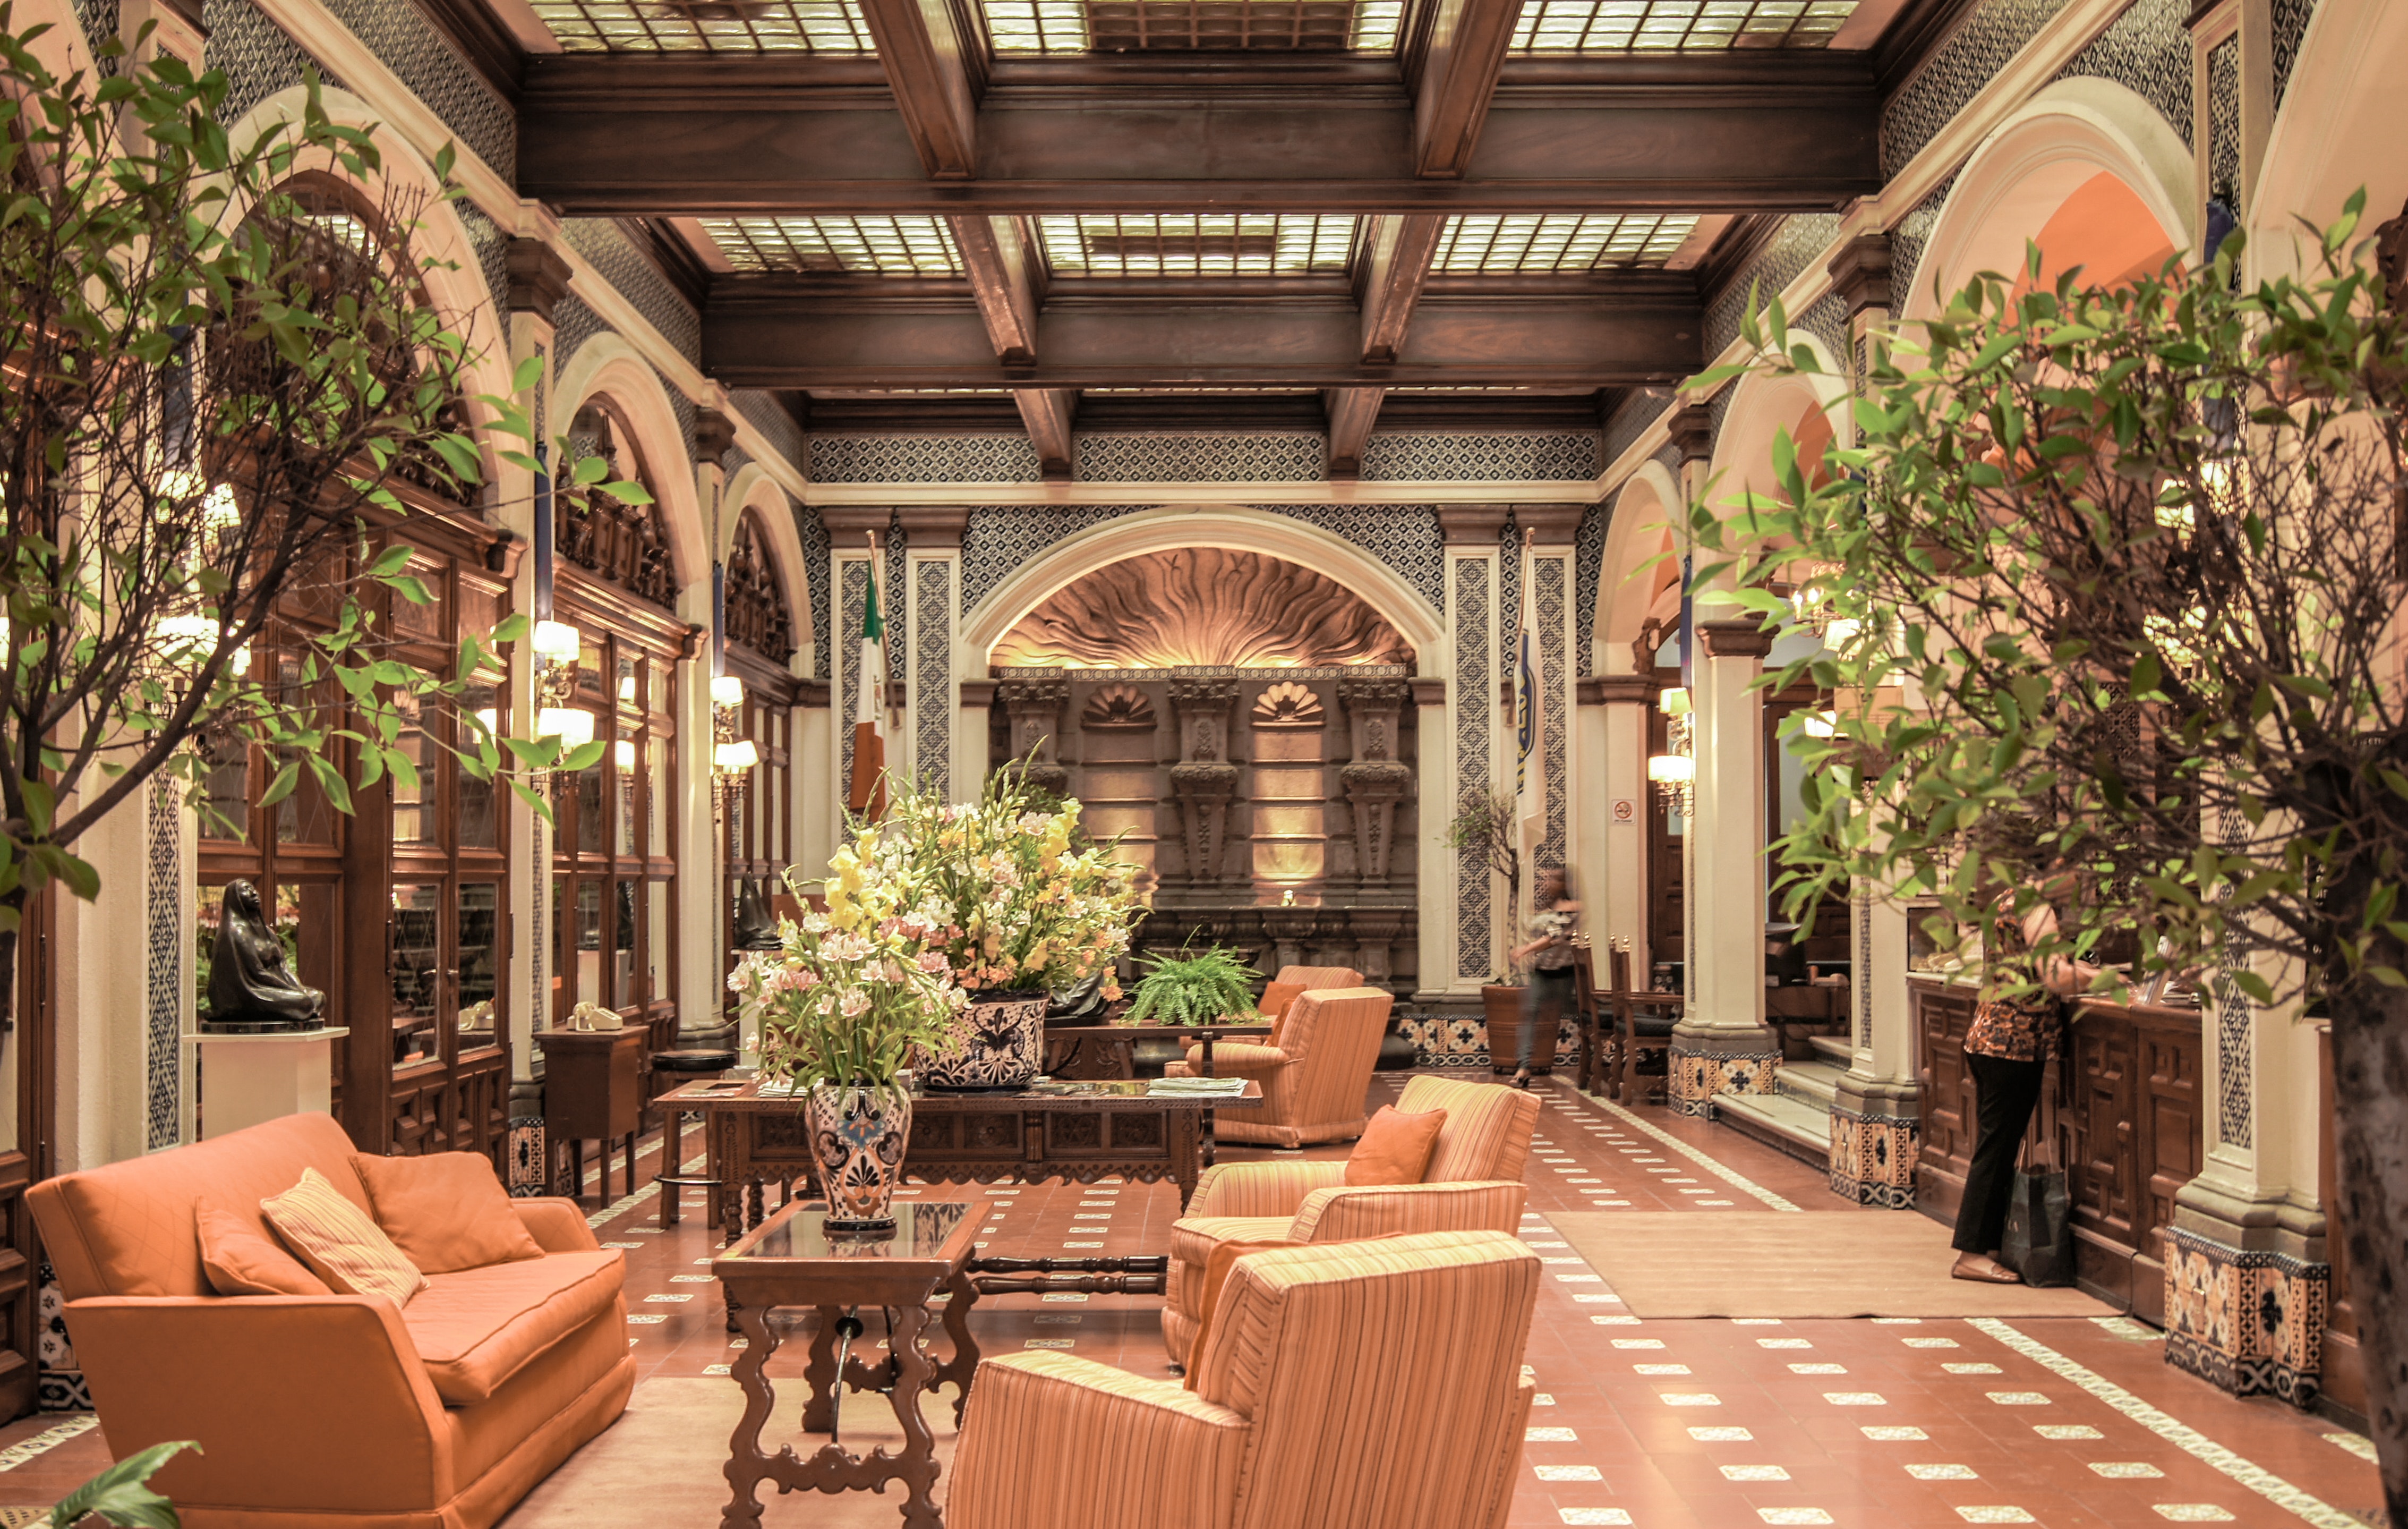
[[2326, 962, 2408, 1522]]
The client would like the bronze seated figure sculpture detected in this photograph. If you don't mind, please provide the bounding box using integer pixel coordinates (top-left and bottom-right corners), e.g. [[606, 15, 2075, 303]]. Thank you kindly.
[[201, 880, 325, 1033]]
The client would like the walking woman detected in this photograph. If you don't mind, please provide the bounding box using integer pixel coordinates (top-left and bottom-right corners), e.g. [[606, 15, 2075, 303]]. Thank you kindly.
[[1952, 872, 2096, 1284], [1509, 867, 1581, 1090]]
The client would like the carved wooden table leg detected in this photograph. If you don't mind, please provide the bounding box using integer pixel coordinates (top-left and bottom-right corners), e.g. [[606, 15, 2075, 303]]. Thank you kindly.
[[801, 1304, 845, 1435], [933, 1267, 981, 1425], [719, 1298, 782, 1529], [1173, 1111, 1201, 1211], [884, 1303, 943, 1529]]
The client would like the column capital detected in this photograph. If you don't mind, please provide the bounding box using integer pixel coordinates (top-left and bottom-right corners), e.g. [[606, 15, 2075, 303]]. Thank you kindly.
[[1516, 504, 1586, 548], [895, 506, 970, 551], [503, 238, 573, 323], [958, 679, 999, 709], [1410, 677, 1447, 708], [1826, 233, 1893, 320], [1436, 505, 1510, 547], [1697, 619, 1774, 660], [1582, 674, 1658, 706], [820, 507, 894, 540], [694, 408, 738, 468], [1666, 403, 1715, 465]]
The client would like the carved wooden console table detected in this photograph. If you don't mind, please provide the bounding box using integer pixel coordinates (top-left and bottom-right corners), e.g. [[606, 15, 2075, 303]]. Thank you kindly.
[[661, 1076, 1265, 1241]]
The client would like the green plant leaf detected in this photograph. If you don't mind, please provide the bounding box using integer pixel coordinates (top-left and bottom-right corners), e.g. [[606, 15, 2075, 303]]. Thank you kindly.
[[52, 1439, 200, 1529]]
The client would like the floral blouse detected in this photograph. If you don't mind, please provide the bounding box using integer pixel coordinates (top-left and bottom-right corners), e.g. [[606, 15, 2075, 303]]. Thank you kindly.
[[1965, 902, 2061, 1063], [1527, 902, 1579, 973]]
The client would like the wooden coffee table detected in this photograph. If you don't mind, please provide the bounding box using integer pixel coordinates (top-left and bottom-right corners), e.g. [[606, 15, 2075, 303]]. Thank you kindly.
[[711, 1196, 987, 1529]]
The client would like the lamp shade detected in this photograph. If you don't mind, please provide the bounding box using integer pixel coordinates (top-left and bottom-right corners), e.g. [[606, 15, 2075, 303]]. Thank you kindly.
[[1647, 754, 1694, 785], [1657, 685, 1691, 717], [532, 619, 582, 665], [715, 738, 759, 772], [710, 674, 746, 708], [537, 706, 595, 749]]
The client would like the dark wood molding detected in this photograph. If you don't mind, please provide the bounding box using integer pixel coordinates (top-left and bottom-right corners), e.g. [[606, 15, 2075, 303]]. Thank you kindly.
[[503, 237, 573, 322], [856, 0, 981, 179], [950, 215, 1041, 366], [959, 679, 1000, 709], [1013, 389, 1078, 479], [1585, 673, 1659, 705], [796, 677, 834, 708], [1325, 387, 1386, 479], [406, 0, 524, 98], [1697, 618, 1775, 659], [1826, 232, 1893, 319], [704, 286, 1702, 389], [1411, 677, 1447, 708], [1666, 401, 1714, 465], [517, 69, 1880, 215], [1874, 0, 1984, 93], [694, 407, 738, 468], [821, 506, 898, 539], [1516, 504, 1586, 547], [1436, 505, 1510, 547], [625, 216, 714, 310], [895, 505, 971, 550]]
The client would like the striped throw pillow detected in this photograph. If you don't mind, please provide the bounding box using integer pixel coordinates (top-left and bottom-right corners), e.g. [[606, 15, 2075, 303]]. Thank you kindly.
[[261, 1167, 428, 1308]]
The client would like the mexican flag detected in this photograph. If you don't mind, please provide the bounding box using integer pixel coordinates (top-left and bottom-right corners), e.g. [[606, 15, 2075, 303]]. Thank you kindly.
[[847, 559, 888, 819], [1515, 530, 1545, 859]]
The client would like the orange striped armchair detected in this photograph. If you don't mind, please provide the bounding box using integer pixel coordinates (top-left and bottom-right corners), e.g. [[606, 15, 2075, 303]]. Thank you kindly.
[[949, 1231, 1539, 1529], [1162, 987, 1393, 1148], [1158, 1073, 1539, 1364]]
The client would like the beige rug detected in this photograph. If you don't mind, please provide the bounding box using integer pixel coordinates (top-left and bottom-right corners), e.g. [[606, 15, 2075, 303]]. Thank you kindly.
[[502, 1376, 962, 1528], [1549, 1211, 2116, 1319]]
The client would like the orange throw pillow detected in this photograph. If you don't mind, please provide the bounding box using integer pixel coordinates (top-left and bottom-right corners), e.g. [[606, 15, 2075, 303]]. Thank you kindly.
[[261, 1167, 429, 1307], [1258, 982, 1306, 1048], [353, 1151, 545, 1275], [1183, 1238, 1288, 1387], [1344, 1105, 1448, 1187], [197, 1204, 329, 1297]]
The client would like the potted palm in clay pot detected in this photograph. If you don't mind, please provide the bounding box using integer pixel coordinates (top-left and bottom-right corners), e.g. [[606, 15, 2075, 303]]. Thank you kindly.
[[1445, 789, 1555, 1075]]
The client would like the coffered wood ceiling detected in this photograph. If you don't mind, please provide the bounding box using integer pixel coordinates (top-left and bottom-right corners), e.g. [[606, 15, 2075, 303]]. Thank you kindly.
[[449, 0, 1969, 474]]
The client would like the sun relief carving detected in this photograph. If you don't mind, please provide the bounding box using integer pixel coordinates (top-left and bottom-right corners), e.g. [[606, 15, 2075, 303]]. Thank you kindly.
[[1080, 683, 1157, 730], [1252, 682, 1325, 727], [991, 548, 1412, 670]]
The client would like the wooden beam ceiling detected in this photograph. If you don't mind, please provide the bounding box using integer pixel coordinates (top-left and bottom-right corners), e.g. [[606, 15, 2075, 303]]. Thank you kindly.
[[701, 282, 1701, 388], [516, 53, 1882, 214]]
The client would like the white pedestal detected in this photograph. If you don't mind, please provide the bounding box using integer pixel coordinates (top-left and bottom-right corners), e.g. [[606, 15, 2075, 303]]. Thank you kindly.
[[193, 1029, 349, 1140]]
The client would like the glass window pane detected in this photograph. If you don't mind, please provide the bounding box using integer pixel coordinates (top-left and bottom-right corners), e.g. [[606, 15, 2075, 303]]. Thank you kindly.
[[274, 659, 335, 846], [576, 759, 605, 855], [199, 730, 250, 843], [392, 691, 433, 847], [391, 882, 442, 1069], [648, 880, 671, 1006], [458, 880, 499, 1040], [458, 681, 499, 850], [575, 880, 603, 1009], [648, 738, 671, 857], [613, 877, 639, 1007]]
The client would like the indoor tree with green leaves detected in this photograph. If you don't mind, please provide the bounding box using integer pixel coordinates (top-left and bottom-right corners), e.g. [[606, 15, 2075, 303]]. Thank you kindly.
[[1684, 198, 2408, 1511], [0, 14, 636, 1026]]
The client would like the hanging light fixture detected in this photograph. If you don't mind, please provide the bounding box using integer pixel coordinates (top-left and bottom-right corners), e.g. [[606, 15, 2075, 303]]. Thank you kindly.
[[710, 673, 756, 812]]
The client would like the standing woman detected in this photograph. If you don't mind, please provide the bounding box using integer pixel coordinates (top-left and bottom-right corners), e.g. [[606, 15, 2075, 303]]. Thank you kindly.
[[1509, 867, 1581, 1091], [1951, 874, 2095, 1284]]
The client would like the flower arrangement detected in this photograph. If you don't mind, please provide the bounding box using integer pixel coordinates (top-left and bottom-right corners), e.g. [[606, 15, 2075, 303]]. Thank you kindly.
[[727, 897, 967, 1088], [831, 766, 1144, 997]]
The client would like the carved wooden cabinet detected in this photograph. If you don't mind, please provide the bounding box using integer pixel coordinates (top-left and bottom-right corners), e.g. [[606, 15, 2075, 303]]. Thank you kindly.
[[1911, 977, 2202, 1322]]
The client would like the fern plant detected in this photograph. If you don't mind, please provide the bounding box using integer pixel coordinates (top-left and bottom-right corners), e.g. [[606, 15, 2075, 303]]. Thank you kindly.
[[1121, 947, 1261, 1027]]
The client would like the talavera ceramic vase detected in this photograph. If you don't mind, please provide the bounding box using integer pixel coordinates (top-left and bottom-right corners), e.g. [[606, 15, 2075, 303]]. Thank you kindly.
[[913, 990, 1049, 1092], [805, 1081, 912, 1233]]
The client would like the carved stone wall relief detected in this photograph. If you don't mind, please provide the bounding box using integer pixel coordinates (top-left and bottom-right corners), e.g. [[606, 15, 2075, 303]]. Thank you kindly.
[[1167, 679, 1241, 890], [992, 549, 1413, 670], [1076, 681, 1165, 886], [1251, 682, 1327, 894], [1338, 676, 1414, 888], [995, 678, 1070, 795]]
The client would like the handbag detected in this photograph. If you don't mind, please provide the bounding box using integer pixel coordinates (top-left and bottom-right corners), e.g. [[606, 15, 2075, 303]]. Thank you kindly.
[[2001, 1131, 2076, 1288]]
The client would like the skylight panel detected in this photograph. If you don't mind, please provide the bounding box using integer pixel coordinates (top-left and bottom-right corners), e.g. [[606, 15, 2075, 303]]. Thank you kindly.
[[1432, 214, 1698, 274], [982, 0, 1403, 52], [1037, 215, 1359, 277], [700, 216, 964, 276], [528, 0, 879, 54], [1508, 0, 1856, 54]]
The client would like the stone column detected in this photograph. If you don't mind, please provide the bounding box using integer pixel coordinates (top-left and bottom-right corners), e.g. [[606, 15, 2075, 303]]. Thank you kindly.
[[1585, 674, 1656, 968], [1517, 506, 1582, 897], [996, 677, 1070, 796], [898, 508, 968, 802], [1435, 507, 1507, 996], [1166, 679, 1240, 890], [687, 407, 736, 1049], [1336, 677, 1412, 889], [1409, 675, 1451, 1003], [1666, 400, 1780, 1115], [500, 233, 569, 1186]]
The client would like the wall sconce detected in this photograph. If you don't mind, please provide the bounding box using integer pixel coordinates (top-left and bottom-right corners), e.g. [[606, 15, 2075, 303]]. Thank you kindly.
[[530, 618, 592, 751], [710, 673, 756, 813], [1648, 685, 1695, 818]]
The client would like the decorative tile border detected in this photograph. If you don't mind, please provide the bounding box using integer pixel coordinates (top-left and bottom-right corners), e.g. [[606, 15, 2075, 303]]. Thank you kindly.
[[1828, 1103, 1917, 1209], [0, 1413, 97, 1470], [1970, 1319, 2361, 1528], [2162, 1227, 2328, 1406], [1668, 1046, 1779, 1117]]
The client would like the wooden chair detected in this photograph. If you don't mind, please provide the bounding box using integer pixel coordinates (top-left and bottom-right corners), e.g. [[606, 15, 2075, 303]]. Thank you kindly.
[[1570, 941, 1608, 1094], [1608, 940, 1681, 1104]]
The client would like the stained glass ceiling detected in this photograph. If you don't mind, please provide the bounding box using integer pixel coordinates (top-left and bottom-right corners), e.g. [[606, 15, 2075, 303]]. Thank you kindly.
[[981, 0, 1403, 54], [1037, 215, 1359, 277], [701, 216, 963, 275], [1509, 0, 1856, 53], [1432, 214, 1700, 273], [528, 0, 878, 53]]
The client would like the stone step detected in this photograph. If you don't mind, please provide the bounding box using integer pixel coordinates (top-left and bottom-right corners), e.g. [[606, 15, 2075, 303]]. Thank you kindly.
[[1779, 1061, 1844, 1111], [1712, 1090, 1832, 1163], [1809, 1034, 1854, 1068]]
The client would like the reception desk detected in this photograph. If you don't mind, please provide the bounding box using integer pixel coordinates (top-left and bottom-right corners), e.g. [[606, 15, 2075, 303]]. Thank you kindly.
[[1911, 976, 2204, 1322]]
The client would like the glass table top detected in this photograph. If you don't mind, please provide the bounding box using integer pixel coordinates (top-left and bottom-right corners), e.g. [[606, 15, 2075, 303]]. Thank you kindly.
[[724, 1200, 978, 1261]]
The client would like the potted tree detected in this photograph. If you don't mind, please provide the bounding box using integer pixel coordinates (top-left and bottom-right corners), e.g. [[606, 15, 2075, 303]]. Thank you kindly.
[[1446, 789, 1553, 1075]]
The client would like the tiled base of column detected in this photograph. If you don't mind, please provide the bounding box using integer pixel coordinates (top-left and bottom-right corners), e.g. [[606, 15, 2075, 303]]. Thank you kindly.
[[508, 1114, 548, 1197], [2163, 1226, 2328, 1406], [36, 1263, 89, 1412], [1828, 1105, 1917, 1208], [1667, 1044, 1778, 1118]]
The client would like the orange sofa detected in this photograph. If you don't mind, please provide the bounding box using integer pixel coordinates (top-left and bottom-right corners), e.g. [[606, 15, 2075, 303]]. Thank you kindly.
[[27, 1114, 633, 1529]]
